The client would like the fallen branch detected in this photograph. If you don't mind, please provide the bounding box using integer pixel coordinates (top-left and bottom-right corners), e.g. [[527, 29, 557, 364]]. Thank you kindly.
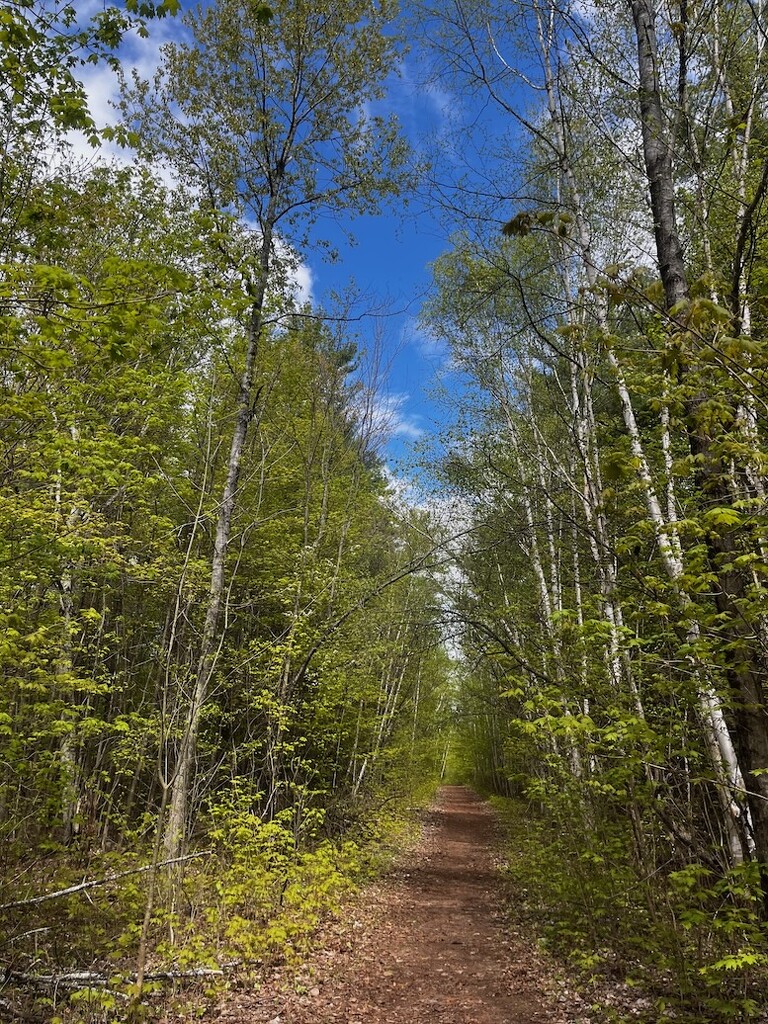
[[0, 851, 212, 912], [3, 962, 241, 991], [0, 927, 50, 948]]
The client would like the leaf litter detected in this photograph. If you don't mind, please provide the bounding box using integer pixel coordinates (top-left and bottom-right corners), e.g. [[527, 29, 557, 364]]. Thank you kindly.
[[213, 787, 595, 1024]]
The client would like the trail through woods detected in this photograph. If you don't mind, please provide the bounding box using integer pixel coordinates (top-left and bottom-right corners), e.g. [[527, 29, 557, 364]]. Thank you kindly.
[[219, 787, 590, 1024]]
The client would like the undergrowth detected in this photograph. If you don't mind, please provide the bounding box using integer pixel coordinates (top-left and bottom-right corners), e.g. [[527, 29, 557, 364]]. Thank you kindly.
[[0, 780, 433, 1023], [489, 796, 768, 1024]]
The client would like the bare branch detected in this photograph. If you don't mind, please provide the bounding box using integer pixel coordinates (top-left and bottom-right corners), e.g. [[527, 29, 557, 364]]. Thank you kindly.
[[0, 851, 211, 912]]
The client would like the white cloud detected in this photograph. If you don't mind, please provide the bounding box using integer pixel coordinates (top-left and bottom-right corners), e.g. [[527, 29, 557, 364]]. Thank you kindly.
[[374, 392, 424, 440], [57, 23, 316, 314], [569, 0, 599, 25], [289, 260, 314, 307], [352, 390, 424, 450], [401, 317, 449, 363], [390, 58, 460, 129], [383, 464, 470, 524], [271, 237, 315, 308], [361, 55, 462, 157], [421, 80, 457, 125], [62, 18, 181, 170]]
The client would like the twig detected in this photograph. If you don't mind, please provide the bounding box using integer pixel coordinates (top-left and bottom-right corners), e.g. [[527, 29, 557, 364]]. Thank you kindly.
[[0, 994, 43, 1022], [0, 928, 51, 948]]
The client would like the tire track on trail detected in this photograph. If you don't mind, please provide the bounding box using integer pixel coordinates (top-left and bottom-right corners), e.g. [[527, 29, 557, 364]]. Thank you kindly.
[[219, 786, 590, 1024]]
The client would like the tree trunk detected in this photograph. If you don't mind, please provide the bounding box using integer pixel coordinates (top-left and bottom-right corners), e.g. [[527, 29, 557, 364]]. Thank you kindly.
[[630, 0, 689, 310], [629, 0, 768, 893], [164, 228, 273, 858]]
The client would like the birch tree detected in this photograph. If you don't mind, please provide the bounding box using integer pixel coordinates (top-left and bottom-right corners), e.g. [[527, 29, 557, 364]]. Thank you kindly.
[[418, 0, 768, 871], [627, 0, 768, 896]]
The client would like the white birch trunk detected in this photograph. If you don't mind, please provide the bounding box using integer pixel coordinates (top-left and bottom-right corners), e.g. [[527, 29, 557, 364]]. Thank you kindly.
[[532, 0, 747, 858]]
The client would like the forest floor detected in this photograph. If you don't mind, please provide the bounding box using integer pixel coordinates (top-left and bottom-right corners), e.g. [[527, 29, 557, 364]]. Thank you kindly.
[[215, 786, 593, 1024]]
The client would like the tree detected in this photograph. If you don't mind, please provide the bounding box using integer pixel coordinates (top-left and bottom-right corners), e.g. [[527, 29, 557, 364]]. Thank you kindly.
[[121, 0, 411, 855], [0, 162, 196, 848], [627, 0, 768, 898], [0, 0, 180, 256], [0, 2, 453, 1006]]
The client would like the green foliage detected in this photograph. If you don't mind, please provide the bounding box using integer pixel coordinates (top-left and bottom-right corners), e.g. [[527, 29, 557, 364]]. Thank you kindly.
[[491, 798, 768, 1022], [0, 0, 178, 152], [122, 0, 411, 243], [419, 6, 768, 1020]]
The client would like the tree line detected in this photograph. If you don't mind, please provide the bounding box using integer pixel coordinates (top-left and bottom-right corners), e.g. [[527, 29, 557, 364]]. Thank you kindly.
[[4, 0, 768, 1020]]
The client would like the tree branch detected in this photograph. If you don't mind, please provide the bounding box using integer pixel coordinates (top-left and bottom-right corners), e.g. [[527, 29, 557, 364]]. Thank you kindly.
[[0, 851, 211, 912]]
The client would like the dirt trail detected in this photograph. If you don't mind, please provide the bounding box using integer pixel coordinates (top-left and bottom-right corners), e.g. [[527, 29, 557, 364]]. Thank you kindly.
[[219, 786, 588, 1024]]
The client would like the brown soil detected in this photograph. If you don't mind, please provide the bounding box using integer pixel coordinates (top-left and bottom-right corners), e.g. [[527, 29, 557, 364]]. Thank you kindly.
[[218, 786, 591, 1024]]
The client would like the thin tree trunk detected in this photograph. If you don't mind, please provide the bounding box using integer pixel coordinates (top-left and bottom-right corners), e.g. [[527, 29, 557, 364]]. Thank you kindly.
[[164, 227, 274, 858], [533, 0, 749, 860]]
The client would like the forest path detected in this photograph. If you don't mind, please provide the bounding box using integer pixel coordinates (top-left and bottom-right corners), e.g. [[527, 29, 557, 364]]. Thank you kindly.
[[219, 786, 588, 1024]]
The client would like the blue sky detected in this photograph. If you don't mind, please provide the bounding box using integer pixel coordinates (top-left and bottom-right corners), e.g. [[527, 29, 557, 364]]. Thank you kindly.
[[69, 2, 532, 480], [306, 93, 454, 467]]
